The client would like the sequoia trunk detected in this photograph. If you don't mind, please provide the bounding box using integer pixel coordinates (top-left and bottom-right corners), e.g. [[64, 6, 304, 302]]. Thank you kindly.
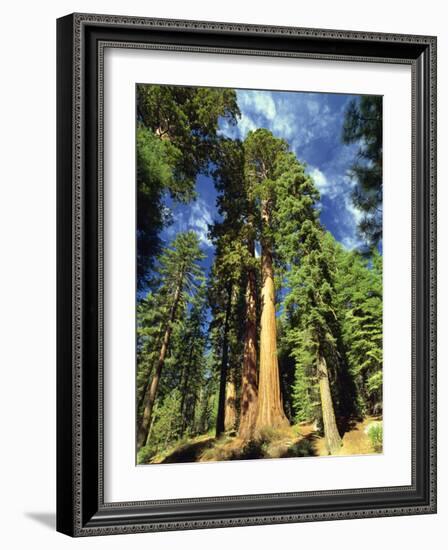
[[317, 353, 342, 455], [255, 200, 289, 434], [216, 284, 233, 436], [224, 366, 237, 433], [238, 245, 258, 440]]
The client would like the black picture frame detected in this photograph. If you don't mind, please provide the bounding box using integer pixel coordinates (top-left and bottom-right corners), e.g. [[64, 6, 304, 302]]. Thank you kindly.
[[57, 13, 437, 537]]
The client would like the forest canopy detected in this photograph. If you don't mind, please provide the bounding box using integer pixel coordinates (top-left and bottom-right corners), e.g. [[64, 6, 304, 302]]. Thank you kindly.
[[135, 85, 383, 464]]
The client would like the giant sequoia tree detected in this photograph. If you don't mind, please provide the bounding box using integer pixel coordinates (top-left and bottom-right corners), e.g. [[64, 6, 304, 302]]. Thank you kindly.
[[243, 130, 290, 433], [212, 130, 323, 438], [137, 231, 205, 449]]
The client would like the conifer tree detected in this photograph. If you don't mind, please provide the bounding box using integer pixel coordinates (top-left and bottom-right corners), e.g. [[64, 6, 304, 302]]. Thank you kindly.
[[137, 231, 205, 449], [210, 138, 257, 438], [335, 247, 383, 414], [195, 353, 220, 435], [243, 130, 321, 434], [272, 155, 321, 424], [243, 130, 290, 433], [283, 227, 343, 454], [173, 283, 208, 437]]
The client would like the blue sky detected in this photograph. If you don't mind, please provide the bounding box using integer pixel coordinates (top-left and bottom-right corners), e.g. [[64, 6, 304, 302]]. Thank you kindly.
[[161, 88, 370, 278]]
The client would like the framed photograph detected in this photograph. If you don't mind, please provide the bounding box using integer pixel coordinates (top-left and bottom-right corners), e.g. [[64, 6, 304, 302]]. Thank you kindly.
[[57, 13, 437, 536]]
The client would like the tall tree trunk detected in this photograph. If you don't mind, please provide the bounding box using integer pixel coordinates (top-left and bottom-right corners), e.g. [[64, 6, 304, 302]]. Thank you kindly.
[[179, 345, 194, 438], [137, 284, 181, 449], [137, 336, 162, 413], [238, 241, 258, 440], [224, 365, 237, 432], [317, 353, 342, 455], [137, 326, 166, 414], [137, 359, 153, 414], [216, 284, 233, 437], [255, 200, 289, 434]]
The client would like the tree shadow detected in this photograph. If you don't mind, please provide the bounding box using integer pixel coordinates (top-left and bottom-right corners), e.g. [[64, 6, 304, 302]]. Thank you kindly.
[[232, 439, 265, 460], [161, 437, 215, 463], [279, 433, 318, 458], [337, 416, 360, 437]]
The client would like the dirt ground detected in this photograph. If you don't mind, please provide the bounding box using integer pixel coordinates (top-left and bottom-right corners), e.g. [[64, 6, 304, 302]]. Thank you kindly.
[[311, 416, 382, 456], [146, 416, 382, 464]]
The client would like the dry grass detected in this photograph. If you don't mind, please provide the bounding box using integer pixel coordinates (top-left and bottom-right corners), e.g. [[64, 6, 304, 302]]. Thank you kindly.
[[313, 416, 382, 456], [147, 417, 382, 464]]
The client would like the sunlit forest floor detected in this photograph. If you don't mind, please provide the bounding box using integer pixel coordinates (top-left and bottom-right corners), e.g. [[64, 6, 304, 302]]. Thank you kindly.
[[141, 416, 382, 464]]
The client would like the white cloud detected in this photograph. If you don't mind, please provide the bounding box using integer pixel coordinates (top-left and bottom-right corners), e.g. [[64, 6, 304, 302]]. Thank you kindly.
[[218, 111, 257, 140], [272, 112, 295, 139], [309, 167, 328, 191], [188, 199, 213, 248], [308, 167, 340, 200], [166, 211, 186, 237], [237, 90, 277, 121], [164, 199, 214, 249], [237, 113, 257, 139], [341, 234, 362, 251], [307, 168, 365, 251], [338, 185, 365, 251], [306, 99, 320, 117], [228, 90, 341, 152], [343, 192, 364, 225]]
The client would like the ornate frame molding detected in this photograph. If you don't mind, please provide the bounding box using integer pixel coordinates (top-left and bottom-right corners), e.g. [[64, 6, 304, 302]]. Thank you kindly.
[[57, 13, 437, 537]]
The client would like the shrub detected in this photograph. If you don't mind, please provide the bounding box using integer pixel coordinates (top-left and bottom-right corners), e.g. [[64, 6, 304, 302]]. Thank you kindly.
[[366, 421, 383, 452], [137, 444, 157, 464], [256, 426, 290, 444]]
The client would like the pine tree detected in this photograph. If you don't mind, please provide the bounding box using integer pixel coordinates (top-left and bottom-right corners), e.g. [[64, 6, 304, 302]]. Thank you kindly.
[[272, 156, 320, 424], [283, 227, 343, 454], [137, 231, 205, 449], [289, 328, 320, 423], [195, 353, 220, 435], [136, 289, 167, 412], [172, 283, 208, 438], [335, 247, 383, 415]]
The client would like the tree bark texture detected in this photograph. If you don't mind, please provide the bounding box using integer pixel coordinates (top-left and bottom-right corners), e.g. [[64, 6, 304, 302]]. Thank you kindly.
[[224, 366, 237, 433], [238, 253, 258, 440], [179, 344, 194, 437], [216, 284, 233, 437], [317, 353, 342, 455], [255, 199, 289, 434]]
